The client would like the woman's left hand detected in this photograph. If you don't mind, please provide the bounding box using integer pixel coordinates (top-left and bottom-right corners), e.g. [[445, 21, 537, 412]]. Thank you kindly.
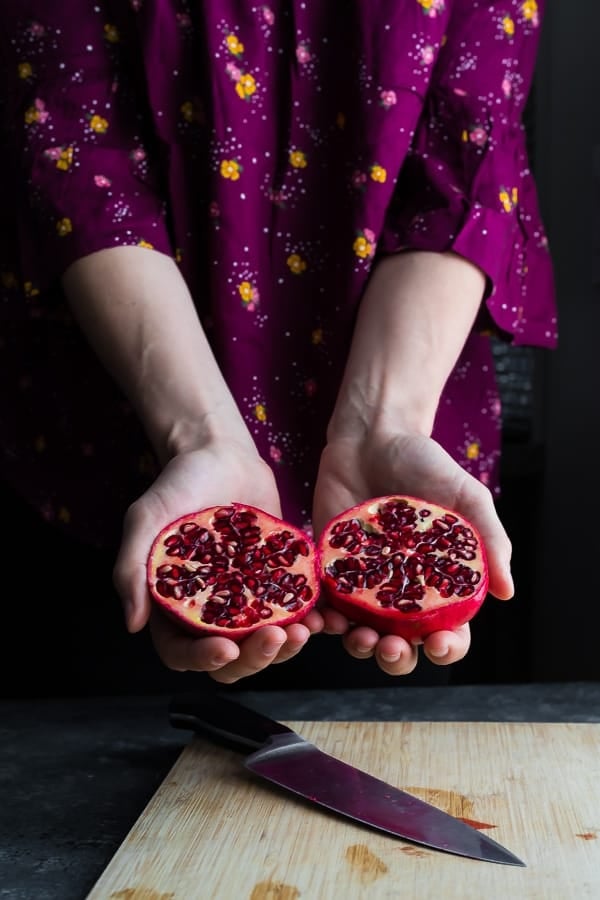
[[312, 429, 513, 676]]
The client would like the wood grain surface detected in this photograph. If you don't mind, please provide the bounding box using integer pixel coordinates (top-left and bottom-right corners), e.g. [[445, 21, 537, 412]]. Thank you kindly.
[[86, 721, 600, 899]]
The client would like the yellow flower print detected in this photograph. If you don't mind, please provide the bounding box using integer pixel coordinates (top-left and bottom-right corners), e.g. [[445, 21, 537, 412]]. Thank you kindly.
[[254, 403, 267, 423], [1, 271, 18, 289], [289, 150, 307, 169], [175, 248, 183, 264], [226, 34, 244, 56], [138, 239, 154, 249], [522, 0, 538, 22], [287, 253, 307, 275], [311, 328, 324, 345], [220, 159, 242, 181], [353, 236, 371, 258], [24, 106, 38, 124], [417, 0, 445, 15], [466, 442, 480, 460], [336, 112, 346, 129], [353, 228, 377, 260], [235, 73, 256, 99], [370, 164, 387, 184], [56, 146, 74, 171], [18, 62, 33, 79], [23, 280, 39, 297], [502, 16, 515, 37], [89, 114, 109, 134], [180, 101, 194, 123], [58, 506, 71, 525], [56, 217, 72, 237], [103, 24, 120, 43], [499, 187, 518, 213], [238, 281, 254, 302]]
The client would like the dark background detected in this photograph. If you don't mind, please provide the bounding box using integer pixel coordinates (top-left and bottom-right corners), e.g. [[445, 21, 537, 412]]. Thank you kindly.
[[2, 0, 599, 697]]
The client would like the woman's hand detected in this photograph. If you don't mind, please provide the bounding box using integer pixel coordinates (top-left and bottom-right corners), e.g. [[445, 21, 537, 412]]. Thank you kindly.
[[113, 442, 324, 684], [313, 430, 513, 676]]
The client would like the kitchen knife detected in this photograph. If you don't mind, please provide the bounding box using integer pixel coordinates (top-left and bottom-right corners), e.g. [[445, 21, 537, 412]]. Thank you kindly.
[[169, 693, 525, 867]]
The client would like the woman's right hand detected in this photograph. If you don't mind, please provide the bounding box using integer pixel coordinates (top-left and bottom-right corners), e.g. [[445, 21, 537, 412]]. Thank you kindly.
[[113, 442, 324, 684]]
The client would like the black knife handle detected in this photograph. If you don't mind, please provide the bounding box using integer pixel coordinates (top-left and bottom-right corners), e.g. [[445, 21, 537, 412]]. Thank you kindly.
[[169, 692, 293, 752]]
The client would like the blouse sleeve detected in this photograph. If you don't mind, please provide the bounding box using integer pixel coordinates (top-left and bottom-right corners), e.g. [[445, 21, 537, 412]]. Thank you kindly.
[[380, 0, 557, 349], [0, 2, 172, 297]]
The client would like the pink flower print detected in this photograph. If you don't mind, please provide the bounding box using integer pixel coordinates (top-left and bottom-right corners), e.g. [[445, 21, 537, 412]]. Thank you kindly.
[[501, 78, 512, 99], [130, 0, 142, 10], [176, 12, 192, 28], [268, 189, 287, 207], [226, 61, 242, 82], [304, 378, 317, 397], [379, 90, 397, 109], [130, 146, 146, 163], [363, 228, 375, 243], [269, 445, 282, 464], [453, 88, 468, 97], [29, 22, 45, 37], [490, 396, 502, 418], [262, 7, 275, 25], [35, 98, 49, 123], [421, 45, 435, 66], [296, 43, 311, 64], [351, 170, 367, 190], [94, 175, 112, 188], [44, 147, 63, 161], [209, 201, 221, 218], [469, 127, 488, 147], [479, 470, 490, 486]]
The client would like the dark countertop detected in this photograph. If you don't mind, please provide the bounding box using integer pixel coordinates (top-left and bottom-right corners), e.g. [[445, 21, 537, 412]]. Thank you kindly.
[[2, 681, 600, 900]]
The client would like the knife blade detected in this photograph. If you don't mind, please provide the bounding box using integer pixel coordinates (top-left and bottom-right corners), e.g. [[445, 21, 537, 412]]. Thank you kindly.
[[169, 693, 525, 867]]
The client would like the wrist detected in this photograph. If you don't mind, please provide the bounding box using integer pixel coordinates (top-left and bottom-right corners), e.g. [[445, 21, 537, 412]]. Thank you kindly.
[[326, 387, 437, 446], [327, 250, 486, 445], [159, 408, 257, 466]]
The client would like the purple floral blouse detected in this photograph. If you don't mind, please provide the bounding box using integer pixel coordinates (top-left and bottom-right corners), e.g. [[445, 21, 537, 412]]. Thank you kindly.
[[0, 0, 557, 548]]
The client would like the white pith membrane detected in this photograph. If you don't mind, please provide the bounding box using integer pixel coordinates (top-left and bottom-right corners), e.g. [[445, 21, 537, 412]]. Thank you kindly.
[[321, 496, 486, 613], [148, 505, 317, 631]]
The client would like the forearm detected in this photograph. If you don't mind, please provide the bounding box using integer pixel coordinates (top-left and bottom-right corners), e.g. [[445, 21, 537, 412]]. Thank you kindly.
[[328, 251, 486, 441], [62, 247, 254, 464]]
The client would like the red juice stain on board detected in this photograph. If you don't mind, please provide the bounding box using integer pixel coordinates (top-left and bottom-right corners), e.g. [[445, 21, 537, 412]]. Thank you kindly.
[[458, 817, 497, 830]]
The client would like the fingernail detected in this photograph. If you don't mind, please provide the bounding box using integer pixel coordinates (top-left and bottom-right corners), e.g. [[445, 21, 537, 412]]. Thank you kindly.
[[428, 645, 448, 658], [380, 652, 401, 663], [354, 645, 372, 655], [262, 642, 283, 657], [210, 656, 228, 668]]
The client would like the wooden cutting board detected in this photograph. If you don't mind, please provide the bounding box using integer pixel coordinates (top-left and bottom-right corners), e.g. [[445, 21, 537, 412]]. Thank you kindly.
[[86, 721, 600, 899]]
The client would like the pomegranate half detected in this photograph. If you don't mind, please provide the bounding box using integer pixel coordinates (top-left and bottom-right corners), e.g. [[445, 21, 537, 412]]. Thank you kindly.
[[147, 503, 320, 640], [318, 495, 489, 640]]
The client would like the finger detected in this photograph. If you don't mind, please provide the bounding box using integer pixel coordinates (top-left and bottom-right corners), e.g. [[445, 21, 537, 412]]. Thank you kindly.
[[374, 635, 419, 676], [149, 612, 240, 671], [210, 626, 288, 684], [300, 608, 326, 635], [113, 504, 157, 632], [422, 624, 471, 665], [458, 482, 514, 601], [320, 607, 352, 635], [342, 626, 381, 659], [271, 623, 312, 664]]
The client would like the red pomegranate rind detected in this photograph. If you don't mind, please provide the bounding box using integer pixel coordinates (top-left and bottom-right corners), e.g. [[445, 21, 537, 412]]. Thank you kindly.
[[318, 495, 489, 640], [147, 504, 320, 641]]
